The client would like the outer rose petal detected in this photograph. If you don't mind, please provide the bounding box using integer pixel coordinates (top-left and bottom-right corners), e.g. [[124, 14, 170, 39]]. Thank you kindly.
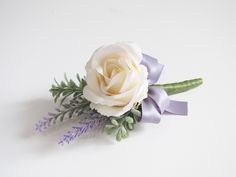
[[86, 42, 143, 71], [116, 42, 143, 63], [83, 42, 149, 116], [86, 44, 126, 70], [90, 103, 127, 117]]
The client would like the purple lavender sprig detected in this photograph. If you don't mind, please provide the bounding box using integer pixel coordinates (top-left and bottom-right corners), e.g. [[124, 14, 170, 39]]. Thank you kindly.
[[58, 112, 108, 145], [36, 74, 90, 131], [35, 94, 90, 132], [35, 113, 56, 132]]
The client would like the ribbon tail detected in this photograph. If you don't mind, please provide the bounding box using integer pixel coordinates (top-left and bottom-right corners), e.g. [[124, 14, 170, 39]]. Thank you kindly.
[[165, 100, 188, 115]]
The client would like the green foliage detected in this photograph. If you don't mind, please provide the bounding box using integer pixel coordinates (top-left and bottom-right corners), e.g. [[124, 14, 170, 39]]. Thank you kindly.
[[104, 108, 141, 141], [48, 74, 90, 123], [50, 73, 87, 105], [43, 74, 203, 141], [48, 74, 141, 141], [50, 97, 90, 123]]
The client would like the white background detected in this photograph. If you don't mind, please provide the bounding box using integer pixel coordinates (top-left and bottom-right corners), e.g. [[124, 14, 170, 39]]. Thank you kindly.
[[0, 0, 235, 177]]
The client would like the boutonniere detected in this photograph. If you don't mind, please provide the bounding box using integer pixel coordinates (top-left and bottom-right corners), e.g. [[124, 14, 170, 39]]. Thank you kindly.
[[36, 42, 202, 144]]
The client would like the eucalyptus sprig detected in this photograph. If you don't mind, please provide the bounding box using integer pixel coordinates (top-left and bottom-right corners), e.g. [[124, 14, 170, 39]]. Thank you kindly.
[[104, 108, 140, 141]]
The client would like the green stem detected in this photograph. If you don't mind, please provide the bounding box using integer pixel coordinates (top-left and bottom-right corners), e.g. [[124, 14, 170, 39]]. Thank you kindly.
[[154, 78, 203, 95]]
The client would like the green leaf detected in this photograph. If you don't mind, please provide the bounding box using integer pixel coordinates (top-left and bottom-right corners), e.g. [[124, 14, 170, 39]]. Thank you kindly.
[[60, 81, 66, 87], [104, 125, 115, 135], [54, 78, 59, 86], [127, 123, 133, 130], [64, 73, 69, 84], [116, 129, 122, 141], [111, 119, 119, 126], [131, 108, 141, 117], [76, 73, 81, 82], [125, 116, 134, 124], [121, 126, 128, 138], [105, 124, 115, 129], [50, 74, 87, 103]]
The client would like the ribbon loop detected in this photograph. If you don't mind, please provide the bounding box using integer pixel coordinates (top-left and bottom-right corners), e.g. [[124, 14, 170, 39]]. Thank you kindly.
[[141, 97, 161, 123], [140, 54, 188, 123], [141, 54, 164, 85], [148, 86, 170, 114]]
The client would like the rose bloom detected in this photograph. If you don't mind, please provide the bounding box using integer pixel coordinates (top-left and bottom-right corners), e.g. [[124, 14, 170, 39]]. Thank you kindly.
[[83, 42, 148, 116]]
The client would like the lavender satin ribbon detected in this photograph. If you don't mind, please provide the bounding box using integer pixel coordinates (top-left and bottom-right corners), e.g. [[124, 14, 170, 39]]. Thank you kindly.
[[140, 54, 188, 123]]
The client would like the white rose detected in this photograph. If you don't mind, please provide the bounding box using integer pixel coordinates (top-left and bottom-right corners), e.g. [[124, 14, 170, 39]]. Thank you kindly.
[[83, 42, 148, 117]]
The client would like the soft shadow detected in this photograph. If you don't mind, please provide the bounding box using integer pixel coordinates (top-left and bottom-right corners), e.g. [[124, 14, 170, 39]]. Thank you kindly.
[[17, 98, 114, 153], [18, 98, 55, 138]]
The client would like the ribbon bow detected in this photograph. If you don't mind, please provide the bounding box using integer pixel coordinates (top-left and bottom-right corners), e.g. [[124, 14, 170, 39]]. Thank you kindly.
[[140, 54, 188, 123]]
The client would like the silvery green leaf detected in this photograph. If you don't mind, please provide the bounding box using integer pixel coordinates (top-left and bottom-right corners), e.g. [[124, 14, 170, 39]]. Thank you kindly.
[[127, 123, 133, 130], [104, 126, 115, 135], [116, 129, 122, 141], [105, 124, 115, 129], [131, 108, 141, 117], [111, 119, 119, 126], [125, 116, 134, 124], [121, 126, 128, 138]]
